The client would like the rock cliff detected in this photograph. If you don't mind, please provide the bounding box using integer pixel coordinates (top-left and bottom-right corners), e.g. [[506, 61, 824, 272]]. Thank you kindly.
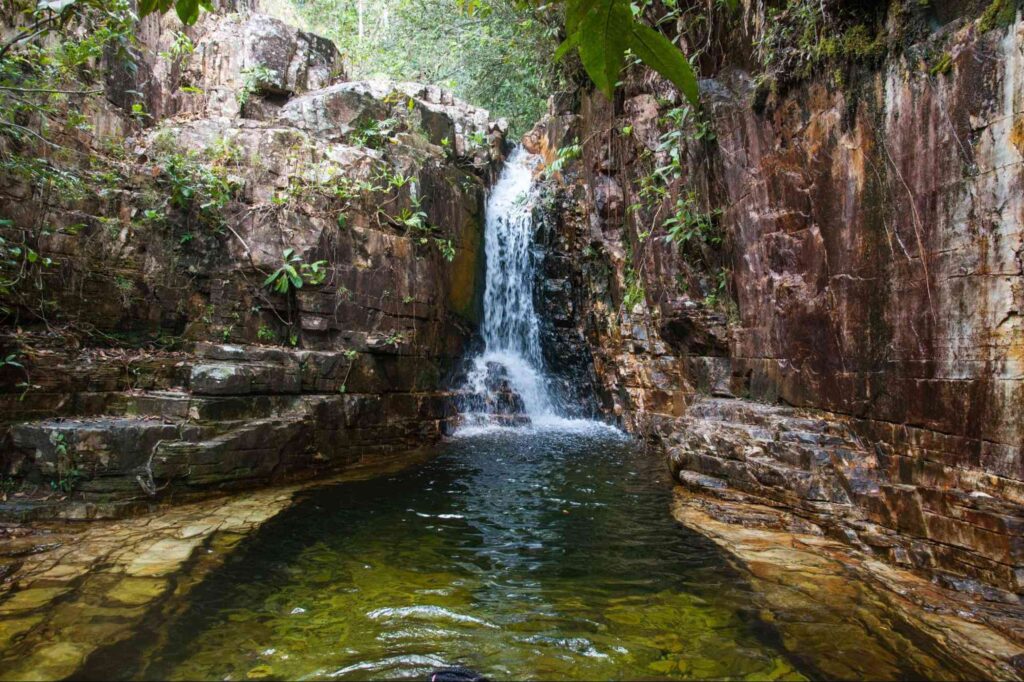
[[530, 0, 1024, 630], [0, 1, 506, 518]]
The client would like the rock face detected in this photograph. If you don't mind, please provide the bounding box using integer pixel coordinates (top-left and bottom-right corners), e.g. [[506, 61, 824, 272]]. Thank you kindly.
[[534, 7, 1024, 608], [0, 2, 506, 517], [457, 361, 530, 426]]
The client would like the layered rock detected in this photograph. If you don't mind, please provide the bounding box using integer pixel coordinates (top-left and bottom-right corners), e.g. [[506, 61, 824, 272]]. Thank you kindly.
[[0, 2, 506, 517], [533, 4, 1024, 611]]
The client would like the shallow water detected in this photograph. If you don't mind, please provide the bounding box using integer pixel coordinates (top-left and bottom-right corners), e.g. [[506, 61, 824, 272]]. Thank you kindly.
[[78, 425, 973, 680]]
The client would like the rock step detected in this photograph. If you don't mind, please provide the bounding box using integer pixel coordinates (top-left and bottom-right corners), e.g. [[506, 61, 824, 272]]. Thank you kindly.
[[670, 398, 1024, 596]]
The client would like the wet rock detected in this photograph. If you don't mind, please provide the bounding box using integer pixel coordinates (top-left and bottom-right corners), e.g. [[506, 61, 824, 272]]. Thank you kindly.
[[457, 362, 530, 427], [673, 489, 1024, 680], [0, 0, 505, 514], [529, 3, 1024, 615]]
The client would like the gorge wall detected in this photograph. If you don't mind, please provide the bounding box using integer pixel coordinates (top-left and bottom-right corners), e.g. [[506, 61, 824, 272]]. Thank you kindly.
[[0, 0, 506, 519], [529, 0, 1024, 625]]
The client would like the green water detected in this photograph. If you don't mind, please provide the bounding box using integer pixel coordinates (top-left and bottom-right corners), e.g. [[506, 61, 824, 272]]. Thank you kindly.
[[78, 425, 974, 680]]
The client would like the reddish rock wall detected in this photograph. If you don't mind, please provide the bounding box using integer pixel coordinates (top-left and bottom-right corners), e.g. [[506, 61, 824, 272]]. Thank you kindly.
[[534, 7, 1024, 604]]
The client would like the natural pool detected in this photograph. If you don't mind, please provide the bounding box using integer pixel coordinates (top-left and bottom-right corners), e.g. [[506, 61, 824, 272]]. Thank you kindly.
[[74, 424, 977, 680]]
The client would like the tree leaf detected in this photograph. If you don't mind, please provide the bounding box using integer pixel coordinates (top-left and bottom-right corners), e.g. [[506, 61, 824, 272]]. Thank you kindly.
[[576, 0, 632, 99], [627, 21, 699, 106], [285, 266, 303, 289], [563, 0, 599, 35], [175, 0, 199, 25], [36, 0, 77, 14], [553, 32, 579, 62]]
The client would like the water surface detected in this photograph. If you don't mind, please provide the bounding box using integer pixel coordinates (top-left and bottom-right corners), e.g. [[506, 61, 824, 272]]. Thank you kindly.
[[80, 425, 972, 680]]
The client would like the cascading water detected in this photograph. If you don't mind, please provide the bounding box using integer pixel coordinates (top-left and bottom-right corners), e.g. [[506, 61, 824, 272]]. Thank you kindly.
[[459, 147, 561, 428]]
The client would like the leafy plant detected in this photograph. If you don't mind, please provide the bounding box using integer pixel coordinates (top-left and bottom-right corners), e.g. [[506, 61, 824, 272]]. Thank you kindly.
[[622, 267, 646, 311], [237, 65, 277, 106], [0, 353, 24, 371], [544, 139, 582, 178], [159, 30, 195, 62], [47, 432, 82, 495], [161, 151, 237, 228], [663, 191, 722, 249], [553, 0, 707, 103], [434, 238, 456, 262], [257, 324, 276, 342], [263, 249, 329, 294], [351, 117, 399, 149]]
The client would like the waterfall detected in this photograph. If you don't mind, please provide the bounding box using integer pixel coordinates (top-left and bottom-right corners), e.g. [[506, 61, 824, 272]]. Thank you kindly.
[[459, 147, 559, 427]]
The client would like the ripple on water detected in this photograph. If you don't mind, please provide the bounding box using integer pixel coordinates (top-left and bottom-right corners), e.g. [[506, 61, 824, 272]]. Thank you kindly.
[[69, 429, 980, 681]]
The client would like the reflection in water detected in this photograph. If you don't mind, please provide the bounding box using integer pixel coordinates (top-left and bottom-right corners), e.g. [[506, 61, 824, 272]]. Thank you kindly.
[[79, 426, 971, 681]]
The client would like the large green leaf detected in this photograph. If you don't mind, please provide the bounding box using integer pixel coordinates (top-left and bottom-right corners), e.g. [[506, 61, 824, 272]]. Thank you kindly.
[[553, 32, 579, 62], [136, 0, 158, 16], [563, 0, 599, 33], [576, 0, 632, 98], [627, 21, 699, 106], [174, 0, 199, 24]]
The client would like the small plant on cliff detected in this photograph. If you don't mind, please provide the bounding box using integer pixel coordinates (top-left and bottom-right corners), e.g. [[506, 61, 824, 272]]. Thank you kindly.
[[434, 238, 456, 262], [257, 324, 276, 342], [351, 117, 399, 149], [159, 31, 195, 63], [48, 432, 83, 495], [663, 191, 722, 249], [544, 139, 582, 180], [161, 152, 237, 229], [263, 249, 329, 295], [622, 267, 646, 311], [237, 65, 277, 106]]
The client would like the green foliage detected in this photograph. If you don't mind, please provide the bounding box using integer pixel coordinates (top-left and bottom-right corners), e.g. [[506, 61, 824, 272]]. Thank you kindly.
[[622, 266, 646, 310], [237, 65, 278, 105], [434, 238, 456, 262], [47, 431, 82, 494], [257, 324, 276, 342], [754, 0, 886, 89], [556, 0, 698, 104], [159, 30, 195, 62], [287, 0, 563, 135], [663, 190, 721, 250], [137, 0, 213, 25], [0, 218, 56, 315], [544, 139, 582, 179], [351, 117, 399, 149], [979, 0, 1018, 33], [263, 248, 329, 294], [160, 151, 237, 228], [0, 0, 135, 201], [0, 353, 24, 370]]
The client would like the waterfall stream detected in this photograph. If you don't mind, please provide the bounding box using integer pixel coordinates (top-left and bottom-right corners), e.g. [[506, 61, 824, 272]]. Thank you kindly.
[[458, 147, 566, 429]]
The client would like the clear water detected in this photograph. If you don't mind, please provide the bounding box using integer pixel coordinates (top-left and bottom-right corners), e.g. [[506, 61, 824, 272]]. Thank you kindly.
[[77, 426, 973, 681]]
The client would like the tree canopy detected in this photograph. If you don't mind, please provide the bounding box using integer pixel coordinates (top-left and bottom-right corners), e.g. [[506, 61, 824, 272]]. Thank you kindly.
[[133, 0, 707, 133], [284, 0, 564, 136]]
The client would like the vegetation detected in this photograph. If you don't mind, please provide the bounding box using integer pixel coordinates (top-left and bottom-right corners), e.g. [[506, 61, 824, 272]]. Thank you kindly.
[[264, 248, 329, 294], [286, 0, 564, 135]]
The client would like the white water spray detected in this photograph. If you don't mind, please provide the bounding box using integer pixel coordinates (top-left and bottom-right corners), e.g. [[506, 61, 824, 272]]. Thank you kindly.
[[457, 147, 615, 435], [459, 148, 559, 426]]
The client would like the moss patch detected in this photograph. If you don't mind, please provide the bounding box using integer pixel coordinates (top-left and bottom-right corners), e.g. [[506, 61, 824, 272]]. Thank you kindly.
[[978, 0, 1019, 32]]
